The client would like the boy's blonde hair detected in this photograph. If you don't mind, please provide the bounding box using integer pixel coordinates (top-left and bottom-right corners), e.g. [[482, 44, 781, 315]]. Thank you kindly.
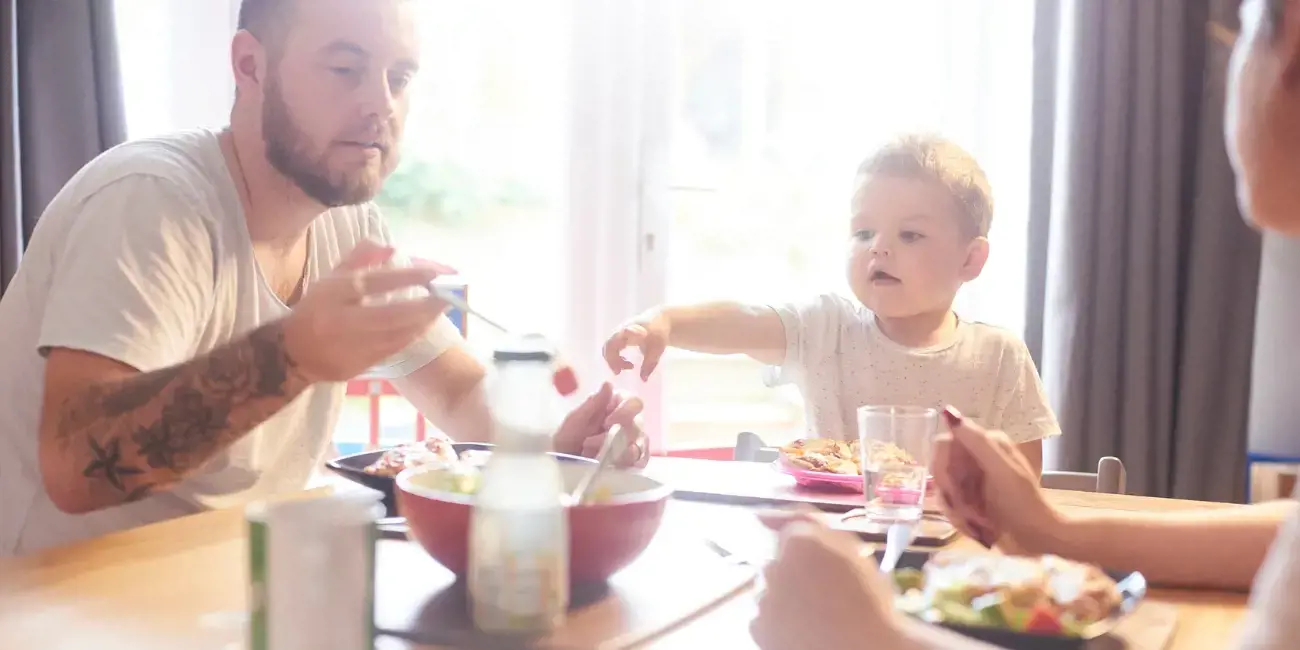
[[856, 134, 993, 238]]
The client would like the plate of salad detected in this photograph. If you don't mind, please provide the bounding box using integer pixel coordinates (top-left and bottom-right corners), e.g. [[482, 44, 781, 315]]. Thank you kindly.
[[881, 549, 1147, 650]]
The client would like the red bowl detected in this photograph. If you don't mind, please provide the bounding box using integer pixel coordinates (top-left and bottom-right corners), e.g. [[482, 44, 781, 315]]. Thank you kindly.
[[395, 463, 672, 584]]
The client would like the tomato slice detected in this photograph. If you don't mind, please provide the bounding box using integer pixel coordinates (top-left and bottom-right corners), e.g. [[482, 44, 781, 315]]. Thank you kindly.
[[552, 365, 579, 396], [1024, 604, 1064, 635]]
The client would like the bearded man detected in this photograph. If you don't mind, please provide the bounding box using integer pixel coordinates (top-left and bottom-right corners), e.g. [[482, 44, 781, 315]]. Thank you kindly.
[[0, 0, 648, 556]]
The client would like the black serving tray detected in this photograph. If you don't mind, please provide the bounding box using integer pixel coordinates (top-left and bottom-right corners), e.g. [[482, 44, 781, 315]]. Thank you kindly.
[[873, 549, 1147, 650]]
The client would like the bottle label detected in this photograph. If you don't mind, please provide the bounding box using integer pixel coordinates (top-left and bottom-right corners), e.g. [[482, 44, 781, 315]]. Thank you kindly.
[[469, 509, 569, 633]]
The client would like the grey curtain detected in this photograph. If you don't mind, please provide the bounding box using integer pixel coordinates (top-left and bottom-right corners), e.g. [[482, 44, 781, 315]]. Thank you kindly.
[[1, 0, 126, 294], [1026, 0, 1261, 502]]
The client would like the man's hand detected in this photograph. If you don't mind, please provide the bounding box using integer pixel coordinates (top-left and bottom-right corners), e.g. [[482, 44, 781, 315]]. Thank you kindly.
[[553, 382, 649, 468], [751, 510, 908, 649], [932, 406, 1064, 553], [603, 311, 672, 381], [283, 240, 451, 382]]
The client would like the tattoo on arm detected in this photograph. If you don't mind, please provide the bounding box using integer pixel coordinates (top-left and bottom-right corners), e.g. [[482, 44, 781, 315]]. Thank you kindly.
[[53, 323, 311, 509]]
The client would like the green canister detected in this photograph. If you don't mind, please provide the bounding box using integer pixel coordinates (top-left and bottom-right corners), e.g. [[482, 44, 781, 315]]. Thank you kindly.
[[247, 488, 384, 650]]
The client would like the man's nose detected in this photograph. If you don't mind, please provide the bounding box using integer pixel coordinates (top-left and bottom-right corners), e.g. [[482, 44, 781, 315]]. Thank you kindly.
[[359, 74, 398, 122]]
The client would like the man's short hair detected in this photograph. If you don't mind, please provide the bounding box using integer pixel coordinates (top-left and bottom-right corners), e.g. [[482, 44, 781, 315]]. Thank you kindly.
[[237, 0, 295, 54], [1264, 0, 1285, 39], [857, 134, 994, 239]]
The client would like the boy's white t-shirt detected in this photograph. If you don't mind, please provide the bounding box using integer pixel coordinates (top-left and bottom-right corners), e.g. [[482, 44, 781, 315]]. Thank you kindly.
[[767, 293, 1059, 443], [0, 129, 461, 555]]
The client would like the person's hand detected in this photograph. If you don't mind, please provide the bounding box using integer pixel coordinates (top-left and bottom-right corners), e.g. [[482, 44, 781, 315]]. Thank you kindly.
[[751, 510, 908, 649], [932, 406, 1065, 554], [602, 311, 671, 380], [553, 382, 650, 468], [282, 240, 451, 383]]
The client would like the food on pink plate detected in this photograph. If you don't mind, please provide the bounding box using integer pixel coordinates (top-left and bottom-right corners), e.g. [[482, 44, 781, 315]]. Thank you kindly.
[[780, 438, 921, 476], [787, 451, 858, 475], [781, 439, 858, 472], [362, 438, 458, 478], [863, 440, 918, 469]]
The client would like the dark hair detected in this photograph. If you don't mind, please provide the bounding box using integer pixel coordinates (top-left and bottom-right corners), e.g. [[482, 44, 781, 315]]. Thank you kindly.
[[857, 134, 994, 238], [1264, 0, 1285, 38], [237, 0, 295, 53]]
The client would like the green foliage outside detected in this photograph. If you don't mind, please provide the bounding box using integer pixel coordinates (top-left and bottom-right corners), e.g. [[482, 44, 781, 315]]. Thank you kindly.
[[376, 155, 547, 229]]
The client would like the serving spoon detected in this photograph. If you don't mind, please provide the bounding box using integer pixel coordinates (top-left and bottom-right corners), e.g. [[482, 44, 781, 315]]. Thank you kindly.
[[569, 424, 628, 505]]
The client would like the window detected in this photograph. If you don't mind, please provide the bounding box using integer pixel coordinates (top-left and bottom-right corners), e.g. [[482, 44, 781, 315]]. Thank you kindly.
[[114, 0, 1035, 453], [656, 1, 1036, 448]]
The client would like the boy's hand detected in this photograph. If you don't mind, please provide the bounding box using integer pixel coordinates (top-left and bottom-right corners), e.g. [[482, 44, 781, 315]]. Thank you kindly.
[[602, 311, 671, 381]]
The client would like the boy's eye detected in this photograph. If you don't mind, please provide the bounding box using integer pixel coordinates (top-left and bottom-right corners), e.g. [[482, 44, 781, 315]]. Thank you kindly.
[[899, 230, 925, 243], [330, 66, 361, 78], [852, 229, 875, 241]]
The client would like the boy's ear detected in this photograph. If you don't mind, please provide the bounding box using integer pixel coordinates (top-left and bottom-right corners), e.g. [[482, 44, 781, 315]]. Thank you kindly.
[[960, 237, 990, 282]]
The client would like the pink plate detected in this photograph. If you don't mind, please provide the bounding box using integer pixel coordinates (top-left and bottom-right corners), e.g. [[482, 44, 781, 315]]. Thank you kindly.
[[773, 455, 935, 495], [773, 456, 864, 492]]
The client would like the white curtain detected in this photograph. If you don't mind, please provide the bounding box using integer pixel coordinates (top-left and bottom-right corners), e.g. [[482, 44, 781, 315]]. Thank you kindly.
[[563, 0, 677, 450]]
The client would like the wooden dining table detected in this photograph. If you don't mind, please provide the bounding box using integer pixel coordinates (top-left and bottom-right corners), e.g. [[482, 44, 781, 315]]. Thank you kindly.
[[0, 457, 1252, 649]]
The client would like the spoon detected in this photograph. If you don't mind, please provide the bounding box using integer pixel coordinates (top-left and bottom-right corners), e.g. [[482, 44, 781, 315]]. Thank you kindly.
[[878, 521, 916, 574], [429, 282, 511, 335], [570, 424, 627, 505], [430, 282, 579, 395]]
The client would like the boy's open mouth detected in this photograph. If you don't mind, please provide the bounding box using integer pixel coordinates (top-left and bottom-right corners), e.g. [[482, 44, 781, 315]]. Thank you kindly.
[[871, 270, 901, 284]]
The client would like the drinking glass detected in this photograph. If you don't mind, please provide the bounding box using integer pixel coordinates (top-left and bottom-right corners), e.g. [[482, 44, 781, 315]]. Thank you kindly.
[[857, 405, 938, 522]]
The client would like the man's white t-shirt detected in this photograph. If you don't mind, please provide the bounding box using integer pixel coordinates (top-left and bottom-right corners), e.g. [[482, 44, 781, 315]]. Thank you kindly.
[[767, 293, 1060, 443], [0, 129, 461, 555]]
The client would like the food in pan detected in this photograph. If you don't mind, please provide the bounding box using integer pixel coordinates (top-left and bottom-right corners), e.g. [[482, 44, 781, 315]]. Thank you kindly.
[[362, 438, 459, 477], [891, 551, 1124, 637], [364, 443, 612, 502]]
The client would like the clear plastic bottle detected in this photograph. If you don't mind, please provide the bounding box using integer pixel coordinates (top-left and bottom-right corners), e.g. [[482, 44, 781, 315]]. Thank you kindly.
[[468, 334, 570, 634]]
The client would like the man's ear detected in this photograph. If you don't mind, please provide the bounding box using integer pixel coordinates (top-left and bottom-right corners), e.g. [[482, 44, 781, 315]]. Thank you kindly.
[[960, 237, 990, 282], [230, 30, 270, 96]]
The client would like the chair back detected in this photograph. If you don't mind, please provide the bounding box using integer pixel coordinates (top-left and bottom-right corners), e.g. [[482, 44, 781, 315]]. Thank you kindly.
[[1041, 456, 1126, 494], [734, 432, 780, 463]]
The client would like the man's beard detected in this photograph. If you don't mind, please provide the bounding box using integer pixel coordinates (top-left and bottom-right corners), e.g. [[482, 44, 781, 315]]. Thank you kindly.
[[262, 80, 385, 208]]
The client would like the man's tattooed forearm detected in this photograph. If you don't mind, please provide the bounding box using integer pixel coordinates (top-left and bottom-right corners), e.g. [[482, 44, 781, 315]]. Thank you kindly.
[[80, 436, 156, 503], [62, 323, 305, 504], [82, 437, 143, 490]]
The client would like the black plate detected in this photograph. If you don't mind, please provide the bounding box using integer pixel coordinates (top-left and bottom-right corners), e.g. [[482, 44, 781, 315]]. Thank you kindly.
[[874, 550, 1147, 650], [325, 442, 597, 517]]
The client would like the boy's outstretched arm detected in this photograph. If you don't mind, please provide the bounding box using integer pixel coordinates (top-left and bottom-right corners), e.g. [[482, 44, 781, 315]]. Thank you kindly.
[[603, 302, 787, 379]]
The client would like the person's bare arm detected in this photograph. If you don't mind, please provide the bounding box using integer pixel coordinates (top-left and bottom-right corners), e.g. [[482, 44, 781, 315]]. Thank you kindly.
[[391, 346, 492, 444], [1042, 499, 1296, 591], [657, 302, 786, 364], [1018, 439, 1043, 477], [39, 322, 312, 514]]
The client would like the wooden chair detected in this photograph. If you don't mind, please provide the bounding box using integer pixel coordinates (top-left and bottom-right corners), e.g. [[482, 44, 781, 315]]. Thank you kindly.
[[1042, 457, 1127, 494], [733, 431, 780, 462], [733, 432, 1127, 495]]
